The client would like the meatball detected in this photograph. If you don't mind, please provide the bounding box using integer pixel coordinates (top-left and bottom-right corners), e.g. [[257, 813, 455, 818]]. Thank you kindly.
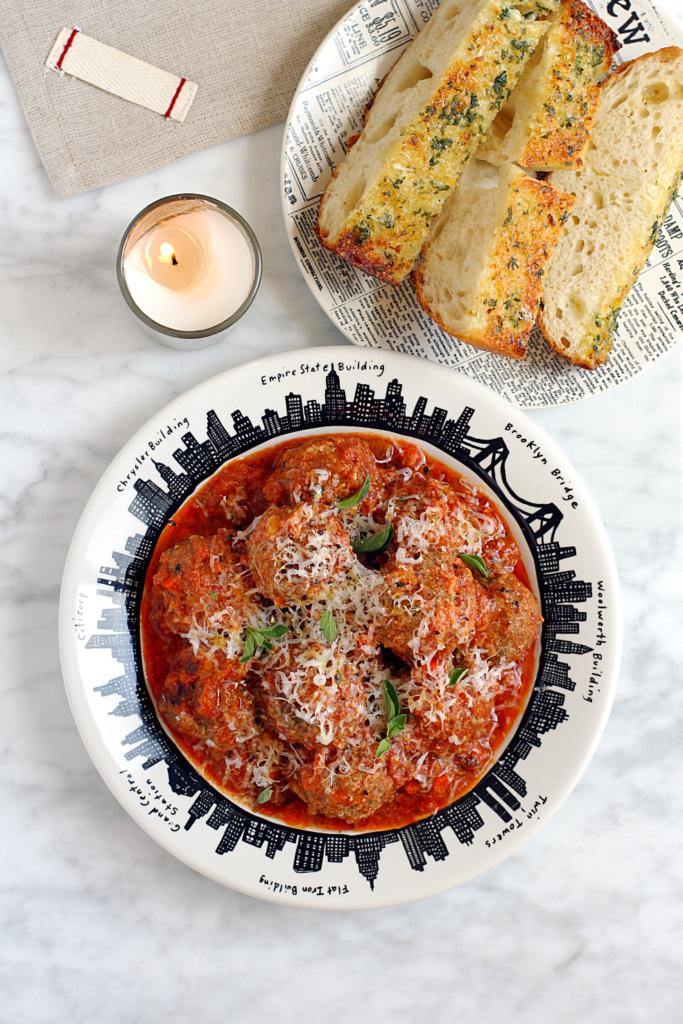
[[472, 570, 542, 662], [385, 722, 489, 791], [377, 558, 487, 662], [388, 478, 483, 566], [383, 721, 431, 787], [246, 504, 355, 607], [453, 487, 520, 573], [477, 513, 520, 574], [157, 648, 257, 751], [258, 643, 367, 748], [262, 436, 378, 507], [153, 529, 259, 651], [290, 733, 396, 823], [223, 731, 295, 807], [407, 655, 498, 751]]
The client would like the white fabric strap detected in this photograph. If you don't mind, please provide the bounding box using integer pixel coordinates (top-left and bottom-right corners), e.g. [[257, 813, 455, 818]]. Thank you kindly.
[[45, 28, 198, 123]]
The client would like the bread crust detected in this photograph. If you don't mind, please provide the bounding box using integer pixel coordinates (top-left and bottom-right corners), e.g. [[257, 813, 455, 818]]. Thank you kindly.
[[413, 172, 574, 358], [596, 43, 683, 84]]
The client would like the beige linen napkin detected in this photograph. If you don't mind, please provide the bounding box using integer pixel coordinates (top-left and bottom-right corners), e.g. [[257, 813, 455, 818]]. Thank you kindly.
[[0, 0, 352, 198]]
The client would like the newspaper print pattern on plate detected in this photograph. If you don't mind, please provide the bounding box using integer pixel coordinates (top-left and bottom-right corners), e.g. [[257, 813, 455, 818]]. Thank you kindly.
[[282, 0, 683, 409]]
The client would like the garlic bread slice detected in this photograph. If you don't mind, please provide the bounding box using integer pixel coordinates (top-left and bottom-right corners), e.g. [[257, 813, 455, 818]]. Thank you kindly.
[[479, 0, 620, 172], [412, 159, 574, 358], [317, 0, 557, 285], [539, 46, 683, 368]]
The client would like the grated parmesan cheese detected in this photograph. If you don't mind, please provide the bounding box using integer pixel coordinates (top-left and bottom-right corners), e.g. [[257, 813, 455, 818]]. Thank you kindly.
[[159, 449, 532, 812]]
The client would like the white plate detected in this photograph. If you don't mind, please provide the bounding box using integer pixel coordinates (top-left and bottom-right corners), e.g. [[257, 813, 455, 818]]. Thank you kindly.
[[60, 348, 622, 908], [281, 0, 683, 409]]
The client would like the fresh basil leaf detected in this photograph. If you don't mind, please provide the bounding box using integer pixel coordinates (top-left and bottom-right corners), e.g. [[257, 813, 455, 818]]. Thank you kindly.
[[383, 679, 400, 722], [387, 714, 407, 738], [256, 787, 273, 805], [375, 738, 391, 759], [259, 624, 289, 639], [240, 624, 288, 662], [448, 667, 469, 687], [320, 608, 338, 643], [458, 552, 489, 578], [337, 474, 371, 509], [351, 522, 394, 554], [239, 632, 256, 663]]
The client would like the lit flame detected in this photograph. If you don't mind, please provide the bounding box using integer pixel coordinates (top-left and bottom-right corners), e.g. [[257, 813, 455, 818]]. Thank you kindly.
[[158, 241, 177, 265]]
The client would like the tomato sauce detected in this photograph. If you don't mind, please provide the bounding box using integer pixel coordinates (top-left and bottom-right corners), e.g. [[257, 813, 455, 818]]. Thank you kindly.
[[140, 432, 539, 832]]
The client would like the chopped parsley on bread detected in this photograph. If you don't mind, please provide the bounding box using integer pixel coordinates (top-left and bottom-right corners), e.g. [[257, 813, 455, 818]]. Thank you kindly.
[[479, 0, 620, 172], [538, 46, 683, 368], [316, 0, 558, 285], [412, 160, 574, 358]]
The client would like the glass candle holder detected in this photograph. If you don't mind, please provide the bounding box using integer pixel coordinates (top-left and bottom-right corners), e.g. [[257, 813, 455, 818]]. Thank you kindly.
[[117, 194, 262, 351]]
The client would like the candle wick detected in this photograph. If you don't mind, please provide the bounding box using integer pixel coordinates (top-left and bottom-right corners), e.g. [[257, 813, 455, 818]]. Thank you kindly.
[[171, 255, 178, 266]]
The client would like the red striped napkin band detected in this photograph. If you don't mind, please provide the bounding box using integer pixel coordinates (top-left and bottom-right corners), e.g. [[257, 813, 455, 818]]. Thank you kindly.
[[46, 28, 198, 122]]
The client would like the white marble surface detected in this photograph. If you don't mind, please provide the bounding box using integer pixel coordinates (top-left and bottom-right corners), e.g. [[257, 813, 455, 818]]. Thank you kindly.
[[1, 23, 682, 1023]]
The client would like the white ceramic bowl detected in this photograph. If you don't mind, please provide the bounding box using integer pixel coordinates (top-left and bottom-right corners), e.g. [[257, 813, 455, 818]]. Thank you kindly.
[[59, 348, 621, 908]]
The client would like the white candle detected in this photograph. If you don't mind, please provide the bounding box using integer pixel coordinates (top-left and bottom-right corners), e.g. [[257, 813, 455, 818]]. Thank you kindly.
[[120, 199, 258, 335]]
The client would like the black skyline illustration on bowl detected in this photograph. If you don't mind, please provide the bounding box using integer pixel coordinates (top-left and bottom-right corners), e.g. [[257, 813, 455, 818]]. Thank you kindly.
[[87, 370, 592, 888]]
